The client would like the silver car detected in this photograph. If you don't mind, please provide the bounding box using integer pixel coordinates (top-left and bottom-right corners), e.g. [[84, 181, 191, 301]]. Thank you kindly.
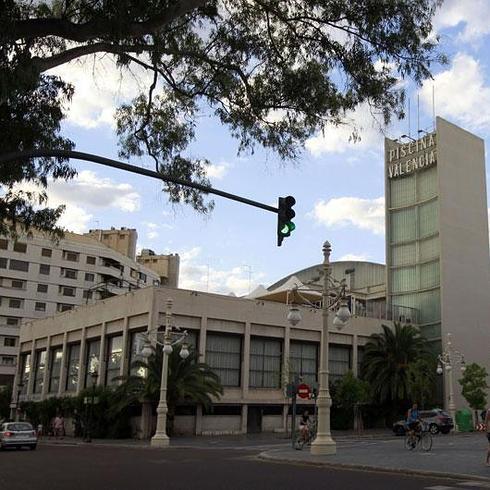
[[0, 422, 38, 450]]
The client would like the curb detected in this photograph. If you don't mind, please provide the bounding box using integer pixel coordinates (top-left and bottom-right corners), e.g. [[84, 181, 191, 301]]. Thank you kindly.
[[257, 451, 490, 483]]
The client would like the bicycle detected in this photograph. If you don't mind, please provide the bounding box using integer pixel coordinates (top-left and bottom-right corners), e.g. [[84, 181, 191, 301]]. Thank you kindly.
[[404, 422, 432, 452], [294, 419, 317, 450]]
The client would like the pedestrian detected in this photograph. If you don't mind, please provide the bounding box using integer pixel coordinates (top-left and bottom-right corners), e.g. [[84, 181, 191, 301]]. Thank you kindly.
[[485, 408, 490, 467], [37, 423, 43, 439], [53, 414, 65, 440]]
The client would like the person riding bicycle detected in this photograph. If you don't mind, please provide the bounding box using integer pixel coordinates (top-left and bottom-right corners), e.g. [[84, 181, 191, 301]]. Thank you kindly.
[[406, 403, 422, 446], [299, 410, 310, 442]]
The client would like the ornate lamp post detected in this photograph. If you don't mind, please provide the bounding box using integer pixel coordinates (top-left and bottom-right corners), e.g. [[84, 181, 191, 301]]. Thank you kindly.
[[141, 298, 189, 448], [83, 369, 99, 443], [436, 333, 466, 428], [286, 241, 351, 455]]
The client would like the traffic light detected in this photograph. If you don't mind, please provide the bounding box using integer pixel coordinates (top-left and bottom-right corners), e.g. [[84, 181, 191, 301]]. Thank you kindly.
[[277, 195, 296, 246]]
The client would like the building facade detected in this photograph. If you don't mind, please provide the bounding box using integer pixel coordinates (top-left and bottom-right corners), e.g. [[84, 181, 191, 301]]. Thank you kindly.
[[0, 229, 160, 384], [15, 283, 385, 436], [385, 117, 490, 407], [137, 249, 180, 287]]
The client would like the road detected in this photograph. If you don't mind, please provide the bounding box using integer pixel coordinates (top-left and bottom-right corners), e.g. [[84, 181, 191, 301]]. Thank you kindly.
[[0, 445, 488, 490]]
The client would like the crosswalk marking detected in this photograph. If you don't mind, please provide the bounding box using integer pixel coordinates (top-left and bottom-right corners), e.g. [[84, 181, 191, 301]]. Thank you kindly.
[[457, 482, 490, 488], [425, 486, 456, 490]]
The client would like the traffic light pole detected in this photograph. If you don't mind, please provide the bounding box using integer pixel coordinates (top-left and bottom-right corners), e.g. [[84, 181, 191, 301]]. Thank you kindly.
[[0, 149, 278, 214]]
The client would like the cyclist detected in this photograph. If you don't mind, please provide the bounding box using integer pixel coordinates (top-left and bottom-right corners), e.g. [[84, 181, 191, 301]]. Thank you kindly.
[[299, 410, 310, 443], [406, 403, 422, 447]]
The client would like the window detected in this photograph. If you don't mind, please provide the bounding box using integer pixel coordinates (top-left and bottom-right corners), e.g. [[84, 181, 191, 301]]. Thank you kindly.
[[1, 356, 14, 366], [105, 335, 123, 385], [85, 273, 95, 282], [250, 337, 282, 388], [290, 341, 318, 386], [8, 298, 22, 309], [6, 317, 19, 326], [9, 259, 29, 272], [33, 350, 46, 394], [60, 286, 76, 297], [37, 284, 48, 293], [13, 242, 27, 253], [0, 239, 7, 250], [41, 248, 52, 257], [86, 256, 96, 265], [61, 268, 77, 279], [0, 258, 6, 269], [35, 302, 46, 312], [48, 348, 63, 393], [11, 280, 25, 289], [139, 272, 147, 282], [206, 333, 242, 387], [63, 250, 79, 262], [57, 303, 74, 312], [329, 344, 351, 382], [84, 339, 100, 388], [129, 331, 146, 377], [4, 337, 16, 347], [66, 344, 81, 391], [39, 264, 50, 275], [82, 290, 93, 300], [19, 354, 31, 393]]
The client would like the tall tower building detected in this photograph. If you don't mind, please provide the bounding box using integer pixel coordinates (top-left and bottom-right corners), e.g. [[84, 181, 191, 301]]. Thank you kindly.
[[385, 117, 490, 407]]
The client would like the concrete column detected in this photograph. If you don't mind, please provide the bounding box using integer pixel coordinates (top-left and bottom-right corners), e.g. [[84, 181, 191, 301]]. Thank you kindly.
[[120, 316, 130, 377], [195, 405, 203, 436], [58, 332, 68, 396], [241, 404, 248, 434], [98, 323, 107, 386], [41, 336, 51, 400], [26, 343, 36, 397], [77, 327, 87, 393], [282, 404, 289, 434], [242, 321, 251, 398], [352, 334, 359, 377], [199, 316, 207, 362]]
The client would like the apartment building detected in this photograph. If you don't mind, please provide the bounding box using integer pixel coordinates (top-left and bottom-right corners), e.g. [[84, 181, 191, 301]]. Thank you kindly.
[[136, 249, 180, 287], [0, 228, 160, 385]]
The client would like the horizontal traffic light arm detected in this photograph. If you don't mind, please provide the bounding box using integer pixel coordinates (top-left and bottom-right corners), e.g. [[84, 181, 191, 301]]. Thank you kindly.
[[0, 149, 279, 214]]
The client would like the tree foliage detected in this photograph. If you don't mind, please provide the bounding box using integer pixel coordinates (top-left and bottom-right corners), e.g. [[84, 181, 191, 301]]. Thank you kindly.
[[458, 362, 488, 412], [361, 322, 433, 407], [406, 357, 437, 409], [1, 0, 445, 235]]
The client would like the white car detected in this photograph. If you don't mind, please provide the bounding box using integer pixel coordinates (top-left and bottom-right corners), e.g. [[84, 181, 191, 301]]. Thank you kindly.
[[0, 422, 38, 450]]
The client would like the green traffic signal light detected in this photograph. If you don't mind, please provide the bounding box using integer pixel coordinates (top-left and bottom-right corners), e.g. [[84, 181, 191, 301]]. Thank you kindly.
[[277, 195, 296, 246]]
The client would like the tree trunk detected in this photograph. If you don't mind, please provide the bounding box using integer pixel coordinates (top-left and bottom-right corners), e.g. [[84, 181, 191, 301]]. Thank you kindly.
[[140, 400, 153, 440]]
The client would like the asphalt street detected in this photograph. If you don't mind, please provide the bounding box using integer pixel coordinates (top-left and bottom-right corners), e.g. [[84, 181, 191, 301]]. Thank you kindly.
[[0, 445, 489, 490]]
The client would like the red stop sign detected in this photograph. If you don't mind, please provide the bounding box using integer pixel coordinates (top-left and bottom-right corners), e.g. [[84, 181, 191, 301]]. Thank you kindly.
[[297, 383, 311, 399]]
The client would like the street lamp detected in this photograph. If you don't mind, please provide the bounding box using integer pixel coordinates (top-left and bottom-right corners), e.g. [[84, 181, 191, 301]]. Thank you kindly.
[[140, 298, 188, 448], [83, 369, 99, 443], [286, 240, 351, 455], [436, 333, 466, 428]]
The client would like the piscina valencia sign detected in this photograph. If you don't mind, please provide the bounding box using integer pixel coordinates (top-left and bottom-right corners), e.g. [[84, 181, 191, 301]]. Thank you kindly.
[[387, 132, 437, 179]]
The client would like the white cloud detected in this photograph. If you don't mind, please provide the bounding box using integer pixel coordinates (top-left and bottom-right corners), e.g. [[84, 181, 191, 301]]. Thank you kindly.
[[178, 247, 266, 296], [434, 0, 490, 42], [147, 231, 159, 240], [338, 253, 370, 262], [49, 55, 154, 128], [57, 204, 93, 234], [305, 104, 384, 156], [206, 161, 230, 180], [309, 196, 385, 235], [420, 53, 490, 131], [49, 170, 141, 212]]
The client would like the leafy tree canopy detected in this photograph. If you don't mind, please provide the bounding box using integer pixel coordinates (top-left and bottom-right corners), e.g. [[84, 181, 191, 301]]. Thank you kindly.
[[1, 0, 445, 236], [458, 362, 488, 411]]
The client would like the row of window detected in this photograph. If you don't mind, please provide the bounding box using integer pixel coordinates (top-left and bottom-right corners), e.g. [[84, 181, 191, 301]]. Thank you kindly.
[[19, 333, 358, 396], [2, 337, 16, 347], [0, 297, 75, 313]]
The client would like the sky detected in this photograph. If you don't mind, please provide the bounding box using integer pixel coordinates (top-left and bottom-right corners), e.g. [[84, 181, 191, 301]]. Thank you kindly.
[[36, 0, 490, 296]]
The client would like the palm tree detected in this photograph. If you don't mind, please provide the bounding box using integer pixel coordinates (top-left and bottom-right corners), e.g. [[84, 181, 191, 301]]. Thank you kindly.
[[361, 322, 433, 411], [111, 347, 223, 436]]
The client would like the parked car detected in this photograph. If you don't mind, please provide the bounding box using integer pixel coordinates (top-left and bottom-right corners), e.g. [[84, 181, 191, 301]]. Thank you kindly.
[[0, 422, 38, 450], [393, 409, 454, 435]]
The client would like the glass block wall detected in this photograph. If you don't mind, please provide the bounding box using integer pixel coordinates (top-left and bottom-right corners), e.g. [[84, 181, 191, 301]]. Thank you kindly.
[[387, 163, 441, 340]]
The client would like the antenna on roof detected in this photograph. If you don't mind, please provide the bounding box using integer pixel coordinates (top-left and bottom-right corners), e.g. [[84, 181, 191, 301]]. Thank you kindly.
[[417, 94, 420, 137], [408, 97, 411, 138]]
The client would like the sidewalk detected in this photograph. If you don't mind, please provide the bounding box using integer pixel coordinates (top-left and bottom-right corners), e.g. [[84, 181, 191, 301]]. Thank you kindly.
[[259, 433, 490, 482]]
